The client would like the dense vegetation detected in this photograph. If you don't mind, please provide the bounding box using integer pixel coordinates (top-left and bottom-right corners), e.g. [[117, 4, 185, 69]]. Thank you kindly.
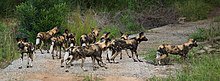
[[0, 20, 18, 68]]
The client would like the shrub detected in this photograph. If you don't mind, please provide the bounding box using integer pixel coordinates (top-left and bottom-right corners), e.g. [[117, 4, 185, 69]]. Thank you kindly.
[[189, 28, 208, 42], [0, 21, 18, 68], [190, 23, 220, 42], [120, 11, 143, 33], [66, 9, 98, 45], [16, 0, 69, 42], [175, 0, 212, 21], [101, 25, 120, 39]]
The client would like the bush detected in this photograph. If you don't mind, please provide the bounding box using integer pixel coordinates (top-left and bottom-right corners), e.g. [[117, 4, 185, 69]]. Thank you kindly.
[[101, 25, 120, 39], [175, 0, 212, 21], [120, 11, 143, 33], [0, 0, 24, 18], [16, 0, 69, 42], [0, 21, 18, 68], [190, 23, 220, 42], [66, 9, 98, 45], [149, 53, 220, 81]]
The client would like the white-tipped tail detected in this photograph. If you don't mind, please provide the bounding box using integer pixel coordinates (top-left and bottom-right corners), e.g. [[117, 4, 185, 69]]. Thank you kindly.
[[70, 43, 74, 47], [49, 45, 54, 53], [36, 38, 40, 45], [82, 43, 86, 46]]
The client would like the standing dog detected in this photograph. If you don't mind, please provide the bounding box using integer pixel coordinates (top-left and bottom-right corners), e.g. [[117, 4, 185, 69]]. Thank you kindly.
[[80, 28, 101, 46], [35, 27, 59, 54], [16, 38, 35, 69], [61, 39, 110, 72], [156, 39, 198, 65], [50, 30, 75, 59], [110, 32, 148, 62]]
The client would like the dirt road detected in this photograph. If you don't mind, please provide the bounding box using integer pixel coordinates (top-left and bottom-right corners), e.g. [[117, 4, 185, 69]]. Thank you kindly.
[[0, 19, 212, 81]]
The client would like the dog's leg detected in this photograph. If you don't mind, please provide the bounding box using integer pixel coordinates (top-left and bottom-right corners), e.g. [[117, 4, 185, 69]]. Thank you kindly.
[[46, 43, 50, 53], [96, 57, 107, 69], [58, 45, 62, 59], [125, 49, 131, 58], [119, 50, 122, 60], [110, 51, 119, 63], [65, 62, 70, 72], [134, 50, 142, 62], [50, 45, 55, 59], [27, 53, 33, 68], [30, 53, 33, 68], [81, 58, 87, 71], [131, 50, 138, 62], [65, 55, 73, 72], [39, 41, 44, 54], [92, 57, 97, 71], [19, 53, 23, 69], [61, 59, 64, 67], [106, 51, 110, 62]]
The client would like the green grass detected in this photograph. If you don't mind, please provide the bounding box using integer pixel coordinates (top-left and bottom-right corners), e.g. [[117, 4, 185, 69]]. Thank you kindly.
[[66, 9, 97, 45], [148, 52, 220, 81], [0, 20, 19, 68], [190, 23, 220, 42], [214, 16, 220, 22], [147, 22, 220, 81], [175, 0, 212, 21], [100, 25, 120, 39]]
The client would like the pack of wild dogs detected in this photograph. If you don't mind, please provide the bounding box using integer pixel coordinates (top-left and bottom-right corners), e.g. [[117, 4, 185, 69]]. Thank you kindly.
[[16, 26, 198, 72]]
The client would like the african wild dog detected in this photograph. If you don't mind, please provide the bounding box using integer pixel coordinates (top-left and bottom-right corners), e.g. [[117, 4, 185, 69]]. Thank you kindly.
[[49, 30, 75, 59], [35, 27, 59, 54], [61, 39, 110, 72], [109, 32, 148, 62], [80, 28, 101, 46], [16, 38, 35, 69], [156, 39, 198, 65]]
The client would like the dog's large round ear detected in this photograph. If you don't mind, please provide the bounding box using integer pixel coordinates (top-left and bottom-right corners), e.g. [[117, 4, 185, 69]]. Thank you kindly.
[[106, 32, 111, 37], [120, 31, 124, 35], [16, 38, 20, 42], [23, 38, 28, 42], [64, 29, 69, 33], [139, 32, 144, 36]]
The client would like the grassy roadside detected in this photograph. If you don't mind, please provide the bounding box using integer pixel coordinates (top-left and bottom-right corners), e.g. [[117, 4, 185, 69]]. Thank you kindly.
[[0, 19, 19, 68], [145, 21, 220, 81]]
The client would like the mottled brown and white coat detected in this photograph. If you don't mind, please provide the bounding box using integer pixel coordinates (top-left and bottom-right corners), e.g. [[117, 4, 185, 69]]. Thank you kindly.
[[35, 27, 59, 54], [156, 39, 198, 65], [16, 38, 35, 69]]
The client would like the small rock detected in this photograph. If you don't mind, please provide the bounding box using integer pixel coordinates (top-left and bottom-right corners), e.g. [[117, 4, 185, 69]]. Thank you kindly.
[[196, 50, 206, 54]]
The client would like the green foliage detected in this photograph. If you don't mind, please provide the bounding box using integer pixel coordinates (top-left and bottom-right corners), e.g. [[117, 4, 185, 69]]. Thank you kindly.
[[189, 28, 208, 42], [214, 16, 220, 22], [149, 53, 220, 81], [120, 12, 143, 33], [190, 23, 220, 42], [16, 0, 69, 42], [0, 21, 18, 68], [175, 0, 212, 21], [67, 9, 97, 45], [101, 25, 120, 39], [0, 0, 24, 18]]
